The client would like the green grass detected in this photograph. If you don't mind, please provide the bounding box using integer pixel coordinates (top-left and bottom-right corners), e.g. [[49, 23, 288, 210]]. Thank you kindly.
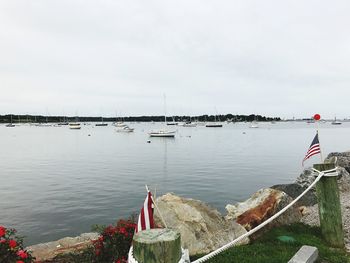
[[192, 223, 350, 263]]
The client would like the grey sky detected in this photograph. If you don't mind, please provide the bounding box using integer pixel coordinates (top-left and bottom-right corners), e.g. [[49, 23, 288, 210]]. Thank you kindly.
[[1, 0, 349, 119]]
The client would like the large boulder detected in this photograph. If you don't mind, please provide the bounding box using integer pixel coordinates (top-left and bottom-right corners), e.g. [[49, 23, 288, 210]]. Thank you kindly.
[[154, 193, 249, 256], [226, 188, 302, 231]]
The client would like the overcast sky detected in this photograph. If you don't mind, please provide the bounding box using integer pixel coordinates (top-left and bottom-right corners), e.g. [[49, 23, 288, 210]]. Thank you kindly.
[[1, 1, 349, 119]]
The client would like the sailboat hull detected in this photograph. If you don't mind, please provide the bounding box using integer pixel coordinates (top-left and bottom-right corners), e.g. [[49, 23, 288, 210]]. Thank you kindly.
[[149, 131, 175, 137], [205, 123, 223, 127]]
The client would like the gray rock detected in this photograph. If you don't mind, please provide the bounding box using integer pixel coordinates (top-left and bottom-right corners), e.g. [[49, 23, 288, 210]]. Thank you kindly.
[[327, 152, 350, 173], [295, 166, 350, 193], [295, 168, 316, 189], [271, 183, 317, 206], [154, 193, 249, 256], [26, 232, 99, 261]]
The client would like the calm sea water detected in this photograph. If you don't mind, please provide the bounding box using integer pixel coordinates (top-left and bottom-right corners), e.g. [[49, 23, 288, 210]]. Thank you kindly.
[[0, 121, 349, 245]]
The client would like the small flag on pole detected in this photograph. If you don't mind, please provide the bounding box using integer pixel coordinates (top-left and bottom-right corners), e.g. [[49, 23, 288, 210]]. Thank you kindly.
[[302, 132, 321, 166], [135, 191, 155, 233]]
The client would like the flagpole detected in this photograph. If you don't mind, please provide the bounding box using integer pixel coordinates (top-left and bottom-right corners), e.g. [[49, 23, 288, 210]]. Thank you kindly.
[[316, 123, 324, 163], [145, 185, 168, 228]]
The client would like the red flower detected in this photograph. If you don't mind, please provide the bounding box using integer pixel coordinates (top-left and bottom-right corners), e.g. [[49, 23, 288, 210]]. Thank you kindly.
[[0, 239, 6, 244], [9, 239, 17, 248], [95, 249, 101, 256], [0, 226, 6, 237], [16, 261, 25, 263], [17, 250, 28, 259], [119, 227, 126, 234]]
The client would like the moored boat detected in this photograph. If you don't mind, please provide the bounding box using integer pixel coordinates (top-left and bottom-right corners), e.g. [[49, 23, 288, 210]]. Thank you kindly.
[[205, 123, 223, 127], [149, 95, 176, 138], [331, 117, 342, 125], [149, 130, 175, 137], [116, 126, 134, 132], [69, 123, 81, 129]]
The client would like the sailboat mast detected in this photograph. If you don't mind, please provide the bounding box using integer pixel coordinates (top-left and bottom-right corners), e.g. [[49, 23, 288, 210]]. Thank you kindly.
[[164, 94, 166, 124]]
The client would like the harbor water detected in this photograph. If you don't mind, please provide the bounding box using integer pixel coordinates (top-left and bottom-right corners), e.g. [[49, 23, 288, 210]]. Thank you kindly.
[[0, 121, 349, 245]]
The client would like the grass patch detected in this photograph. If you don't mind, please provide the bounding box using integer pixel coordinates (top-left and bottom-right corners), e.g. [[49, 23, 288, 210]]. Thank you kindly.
[[192, 223, 350, 263]]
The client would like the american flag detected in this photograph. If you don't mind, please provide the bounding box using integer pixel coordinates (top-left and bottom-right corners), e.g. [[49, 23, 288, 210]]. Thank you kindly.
[[135, 191, 155, 233], [302, 133, 321, 165]]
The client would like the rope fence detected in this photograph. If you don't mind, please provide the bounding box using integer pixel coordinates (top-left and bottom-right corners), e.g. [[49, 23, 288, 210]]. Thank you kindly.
[[191, 166, 338, 263]]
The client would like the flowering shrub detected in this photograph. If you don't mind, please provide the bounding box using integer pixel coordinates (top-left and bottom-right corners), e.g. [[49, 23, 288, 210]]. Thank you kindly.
[[0, 225, 35, 263], [92, 218, 136, 263]]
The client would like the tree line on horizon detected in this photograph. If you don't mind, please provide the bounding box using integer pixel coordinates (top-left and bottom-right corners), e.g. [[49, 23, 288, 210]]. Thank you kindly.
[[0, 114, 281, 123]]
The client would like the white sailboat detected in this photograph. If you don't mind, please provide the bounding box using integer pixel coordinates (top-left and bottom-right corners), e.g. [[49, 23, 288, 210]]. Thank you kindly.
[[6, 115, 15, 127], [331, 117, 342, 125], [149, 95, 176, 138], [249, 115, 259, 128], [166, 116, 178, 126], [205, 114, 222, 127], [96, 116, 108, 126], [69, 116, 81, 129], [249, 121, 259, 128]]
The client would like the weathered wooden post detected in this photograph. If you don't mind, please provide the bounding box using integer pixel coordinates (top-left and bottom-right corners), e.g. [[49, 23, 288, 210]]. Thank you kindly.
[[313, 162, 344, 248], [132, 228, 182, 263]]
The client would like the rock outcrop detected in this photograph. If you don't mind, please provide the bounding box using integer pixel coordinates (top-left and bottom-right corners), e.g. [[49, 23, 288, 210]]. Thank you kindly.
[[226, 188, 302, 231], [295, 163, 350, 193], [271, 183, 317, 206], [154, 193, 249, 256], [26, 232, 99, 261], [327, 151, 350, 173]]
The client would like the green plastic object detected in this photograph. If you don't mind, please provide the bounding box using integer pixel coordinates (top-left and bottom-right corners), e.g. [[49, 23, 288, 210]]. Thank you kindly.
[[277, 235, 296, 243]]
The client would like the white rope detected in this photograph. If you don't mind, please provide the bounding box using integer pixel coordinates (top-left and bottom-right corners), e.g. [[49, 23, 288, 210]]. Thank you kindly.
[[312, 167, 338, 177], [191, 167, 338, 263]]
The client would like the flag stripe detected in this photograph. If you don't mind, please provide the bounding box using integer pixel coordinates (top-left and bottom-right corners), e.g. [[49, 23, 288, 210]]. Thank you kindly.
[[148, 192, 154, 228], [304, 145, 320, 156], [304, 149, 321, 160], [144, 194, 150, 229]]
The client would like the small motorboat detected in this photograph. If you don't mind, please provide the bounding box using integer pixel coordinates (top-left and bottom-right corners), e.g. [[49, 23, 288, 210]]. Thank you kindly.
[[116, 126, 134, 132]]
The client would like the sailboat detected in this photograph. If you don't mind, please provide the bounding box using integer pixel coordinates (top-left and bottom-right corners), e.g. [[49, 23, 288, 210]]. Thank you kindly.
[[96, 116, 108, 126], [6, 115, 15, 127], [58, 115, 69, 125], [249, 115, 259, 128], [183, 116, 197, 127], [166, 116, 178, 126], [205, 114, 222, 127], [69, 116, 81, 129], [331, 117, 342, 125], [149, 95, 176, 137]]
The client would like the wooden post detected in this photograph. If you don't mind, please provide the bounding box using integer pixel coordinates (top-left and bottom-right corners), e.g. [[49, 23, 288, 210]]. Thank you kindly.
[[313, 163, 344, 248], [133, 229, 181, 263]]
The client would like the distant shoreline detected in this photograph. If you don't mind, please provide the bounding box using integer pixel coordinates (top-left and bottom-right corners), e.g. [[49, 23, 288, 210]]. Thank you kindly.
[[0, 114, 280, 123]]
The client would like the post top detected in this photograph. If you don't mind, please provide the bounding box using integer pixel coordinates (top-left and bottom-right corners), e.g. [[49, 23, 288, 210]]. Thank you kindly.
[[133, 229, 180, 244]]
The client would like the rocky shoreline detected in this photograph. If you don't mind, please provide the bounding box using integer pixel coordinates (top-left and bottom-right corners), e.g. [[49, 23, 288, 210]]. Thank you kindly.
[[27, 152, 350, 261]]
